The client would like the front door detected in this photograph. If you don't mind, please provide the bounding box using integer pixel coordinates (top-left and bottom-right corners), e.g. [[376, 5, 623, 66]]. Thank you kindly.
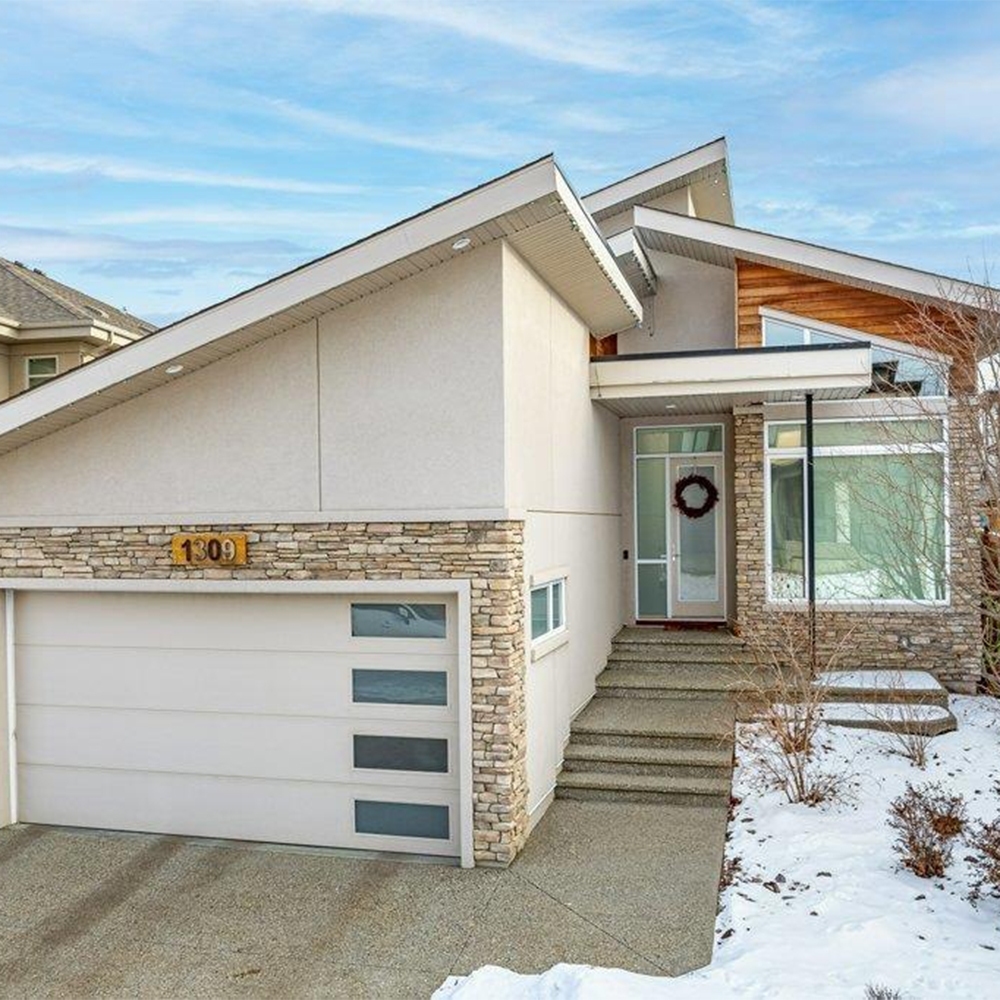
[[668, 457, 725, 619], [634, 429, 726, 621]]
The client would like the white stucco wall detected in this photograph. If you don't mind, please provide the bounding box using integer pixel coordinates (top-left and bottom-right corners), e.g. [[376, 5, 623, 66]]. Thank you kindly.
[[501, 244, 622, 823], [618, 250, 735, 355], [0, 244, 507, 523]]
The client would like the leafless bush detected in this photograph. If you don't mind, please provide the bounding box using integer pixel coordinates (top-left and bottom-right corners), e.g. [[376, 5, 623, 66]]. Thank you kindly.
[[864, 986, 902, 1000], [864, 672, 933, 769], [924, 785, 968, 839], [735, 611, 852, 805], [888, 783, 956, 878]]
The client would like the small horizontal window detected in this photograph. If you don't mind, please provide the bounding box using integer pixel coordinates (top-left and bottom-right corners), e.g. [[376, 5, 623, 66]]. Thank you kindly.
[[767, 419, 944, 450], [531, 578, 566, 642], [351, 603, 446, 638], [636, 425, 723, 455], [353, 734, 449, 773], [355, 800, 450, 840], [26, 356, 58, 390], [352, 669, 447, 706]]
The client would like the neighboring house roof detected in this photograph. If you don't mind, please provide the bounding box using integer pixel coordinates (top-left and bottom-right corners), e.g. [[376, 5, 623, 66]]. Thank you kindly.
[[0, 257, 155, 336], [633, 207, 988, 309], [0, 155, 640, 456], [583, 138, 733, 225]]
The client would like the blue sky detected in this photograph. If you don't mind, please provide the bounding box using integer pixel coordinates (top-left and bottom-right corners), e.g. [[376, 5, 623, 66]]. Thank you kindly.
[[1, 0, 998, 326]]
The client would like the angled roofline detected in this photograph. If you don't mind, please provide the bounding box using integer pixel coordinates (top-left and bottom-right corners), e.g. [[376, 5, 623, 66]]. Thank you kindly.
[[634, 206, 990, 309], [0, 155, 640, 443], [582, 138, 730, 219]]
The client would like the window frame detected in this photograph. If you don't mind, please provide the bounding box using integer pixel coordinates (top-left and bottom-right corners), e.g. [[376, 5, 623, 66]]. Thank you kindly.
[[760, 307, 950, 398], [25, 355, 59, 390], [529, 575, 567, 648], [764, 411, 950, 608]]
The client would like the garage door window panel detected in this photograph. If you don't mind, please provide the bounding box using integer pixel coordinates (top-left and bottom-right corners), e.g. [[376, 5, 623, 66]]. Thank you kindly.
[[351, 668, 448, 706], [352, 734, 449, 773], [351, 603, 447, 639], [354, 799, 450, 840]]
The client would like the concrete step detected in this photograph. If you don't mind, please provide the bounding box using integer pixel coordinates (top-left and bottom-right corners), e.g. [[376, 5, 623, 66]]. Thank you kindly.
[[614, 626, 741, 647], [562, 742, 733, 779], [595, 668, 751, 700], [608, 645, 752, 666], [555, 769, 732, 807], [818, 701, 958, 737], [817, 670, 950, 708], [571, 696, 735, 751]]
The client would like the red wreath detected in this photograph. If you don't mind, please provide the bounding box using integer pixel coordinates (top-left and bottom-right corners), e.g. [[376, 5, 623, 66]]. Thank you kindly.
[[673, 473, 719, 519]]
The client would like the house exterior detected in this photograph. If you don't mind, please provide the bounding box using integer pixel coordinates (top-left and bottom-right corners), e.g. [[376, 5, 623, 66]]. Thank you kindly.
[[0, 258, 153, 399], [0, 141, 985, 868]]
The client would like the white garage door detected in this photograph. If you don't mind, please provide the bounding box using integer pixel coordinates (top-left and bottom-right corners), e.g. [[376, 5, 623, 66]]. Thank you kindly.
[[13, 590, 462, 858]]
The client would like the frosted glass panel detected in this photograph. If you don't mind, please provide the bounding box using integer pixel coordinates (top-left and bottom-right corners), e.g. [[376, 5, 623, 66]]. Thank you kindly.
[[352, 669, 447, 706], [351, 603, 446, 638], [353, 735, 448, 773], [355, 800, 449, 840], [769, 457, 805, 599], [636, 458, 666, 559], [637, 563, 668, 618], [676, 465, 718, 602]]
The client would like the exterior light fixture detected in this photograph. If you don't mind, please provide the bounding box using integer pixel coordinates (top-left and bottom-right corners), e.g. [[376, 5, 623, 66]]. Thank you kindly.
[[165, 364, 185, 375], [451, 236, 472, 251]]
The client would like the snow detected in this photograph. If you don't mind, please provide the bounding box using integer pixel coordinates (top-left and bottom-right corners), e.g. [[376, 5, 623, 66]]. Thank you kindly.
[[436, 696, 1000, 1000], [818, 669, 944, 691]]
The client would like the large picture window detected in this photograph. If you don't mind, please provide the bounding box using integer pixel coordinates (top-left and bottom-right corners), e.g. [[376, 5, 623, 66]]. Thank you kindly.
[[766, 417, 947, 603]]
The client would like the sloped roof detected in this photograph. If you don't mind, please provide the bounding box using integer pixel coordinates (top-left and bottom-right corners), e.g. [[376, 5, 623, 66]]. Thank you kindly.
[[0, 257, 155, 335], [0, 155, 640, 455]]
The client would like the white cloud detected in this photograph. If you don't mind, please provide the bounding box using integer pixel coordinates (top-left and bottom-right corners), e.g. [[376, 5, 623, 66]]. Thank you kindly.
[[0, 154, 365, 195]]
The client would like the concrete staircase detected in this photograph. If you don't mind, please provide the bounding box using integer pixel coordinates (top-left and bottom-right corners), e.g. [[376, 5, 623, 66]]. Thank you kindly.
[[554, 627, 959, 809], [555, 627, 748, 809]]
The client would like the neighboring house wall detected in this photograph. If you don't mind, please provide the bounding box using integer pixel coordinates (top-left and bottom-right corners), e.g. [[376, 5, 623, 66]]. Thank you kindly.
[[619, 251, 735, 355], [5, 341, 97, 396], [736, 259, 958, 352], [501, 244, 622, 824], [733, 409, 982, 693]]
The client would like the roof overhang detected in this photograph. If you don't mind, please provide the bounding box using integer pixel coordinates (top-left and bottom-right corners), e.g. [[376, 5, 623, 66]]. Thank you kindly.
[[634, 206, 986, 310], [583, 139, 732, 224], [590, 343, 873, 416], [607, 230, 656, 298], [0, 156, 640, 456]]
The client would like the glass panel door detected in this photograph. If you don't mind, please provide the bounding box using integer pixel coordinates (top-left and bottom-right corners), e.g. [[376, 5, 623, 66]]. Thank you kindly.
[[669, 457, 726, 619]]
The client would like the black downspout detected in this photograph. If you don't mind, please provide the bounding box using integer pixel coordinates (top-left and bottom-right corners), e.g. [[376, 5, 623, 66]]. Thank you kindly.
[[805, 392, 817, 674]]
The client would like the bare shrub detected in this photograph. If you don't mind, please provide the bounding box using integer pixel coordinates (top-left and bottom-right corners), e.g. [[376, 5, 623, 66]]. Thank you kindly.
[[864, 986, 902, 1000], [923, 785, 968, 839], [887, 783, 955, 878], [863, 672, 933, 769], [719, 854, 742, 890], [735, 611, 852, 805]]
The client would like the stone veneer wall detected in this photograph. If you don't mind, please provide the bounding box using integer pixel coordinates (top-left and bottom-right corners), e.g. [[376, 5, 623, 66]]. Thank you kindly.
[[0, 520, 528, 866], [733, 411, 982, 693]]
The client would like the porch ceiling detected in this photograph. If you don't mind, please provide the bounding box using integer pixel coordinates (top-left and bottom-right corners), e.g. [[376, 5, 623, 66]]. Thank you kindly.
[[590, 342, 872, 416]]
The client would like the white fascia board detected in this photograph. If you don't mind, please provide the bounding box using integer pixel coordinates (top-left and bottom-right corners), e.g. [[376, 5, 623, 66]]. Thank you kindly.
[[554, 168, 643, 325], [635, 206, 983, 308], [590, 344, 872, 400], [607, 229, 656, 295], [0, 157, 587, 439], [583, 139, 728, 217]]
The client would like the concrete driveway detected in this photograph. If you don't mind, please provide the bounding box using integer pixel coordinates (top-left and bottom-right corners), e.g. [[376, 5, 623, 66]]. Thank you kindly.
[[0, 800, 727, 999]]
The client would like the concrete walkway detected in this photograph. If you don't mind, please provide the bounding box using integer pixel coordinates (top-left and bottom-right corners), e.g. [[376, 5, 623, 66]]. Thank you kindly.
[[0, 800, 728, 999]]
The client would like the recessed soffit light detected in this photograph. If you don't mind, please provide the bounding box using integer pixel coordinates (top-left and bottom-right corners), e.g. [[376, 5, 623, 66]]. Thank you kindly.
[[165, 363, 185, 375], [451, 236, 472, 251]]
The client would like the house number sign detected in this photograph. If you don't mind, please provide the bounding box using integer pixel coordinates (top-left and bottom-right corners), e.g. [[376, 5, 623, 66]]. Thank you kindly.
[[170, 532, 248, 567]]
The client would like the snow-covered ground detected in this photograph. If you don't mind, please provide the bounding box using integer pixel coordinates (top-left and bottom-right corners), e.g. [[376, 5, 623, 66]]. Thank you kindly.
[[436, 696, 1000, 1000]]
